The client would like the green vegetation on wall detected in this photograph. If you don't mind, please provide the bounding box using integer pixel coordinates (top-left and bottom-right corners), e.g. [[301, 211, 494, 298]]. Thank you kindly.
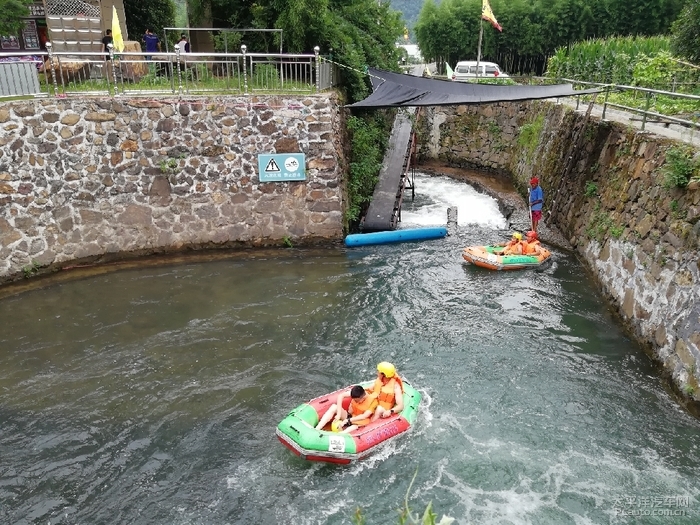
[[584, 181, 598, 198], [517, 115, 544, 162], [586, 203, 624, 241], [662, 146, 700, 189], [345, 113, 392, 226]]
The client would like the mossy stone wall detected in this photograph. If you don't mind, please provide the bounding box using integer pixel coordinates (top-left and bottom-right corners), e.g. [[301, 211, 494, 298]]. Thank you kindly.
[[418, 101, 700, 407]]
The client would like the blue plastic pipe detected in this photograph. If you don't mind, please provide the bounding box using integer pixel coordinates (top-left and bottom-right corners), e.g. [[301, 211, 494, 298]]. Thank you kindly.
[[345, 227, 447, 247]]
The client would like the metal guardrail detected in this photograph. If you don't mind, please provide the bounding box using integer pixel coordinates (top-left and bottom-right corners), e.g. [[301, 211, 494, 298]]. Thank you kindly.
[[558, 78, 700, 132], [0, 44, 335, 99]]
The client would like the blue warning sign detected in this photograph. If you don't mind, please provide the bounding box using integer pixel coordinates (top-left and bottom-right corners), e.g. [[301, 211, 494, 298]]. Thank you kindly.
[[257, 154, 306, 182]]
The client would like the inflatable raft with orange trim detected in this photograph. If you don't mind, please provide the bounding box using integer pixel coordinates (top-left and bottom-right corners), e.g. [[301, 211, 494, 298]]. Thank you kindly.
[[276, 379, 421, 464], [462, 244, 552, 271]]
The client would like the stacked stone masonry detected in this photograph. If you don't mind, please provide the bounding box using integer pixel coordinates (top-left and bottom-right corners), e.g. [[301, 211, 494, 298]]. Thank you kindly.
[[417, 101, 700, 405], [0, 95, 345, 282]]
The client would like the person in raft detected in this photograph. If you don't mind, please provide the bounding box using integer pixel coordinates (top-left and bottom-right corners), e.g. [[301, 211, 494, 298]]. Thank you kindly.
[[325, 385, 378, 433], [315, 361, 405, 431], [495, 232, 525, 255], [365, 361, 404, 420], [529, 177, 544, 233], [523, 230, 543, 255]]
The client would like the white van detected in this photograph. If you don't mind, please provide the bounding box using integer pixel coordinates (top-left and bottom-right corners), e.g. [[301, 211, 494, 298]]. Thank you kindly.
[[451, 61, 509, 82]]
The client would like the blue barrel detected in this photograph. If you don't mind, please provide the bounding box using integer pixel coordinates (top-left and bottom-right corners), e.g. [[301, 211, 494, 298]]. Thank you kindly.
[[345, 227, 447, 247]]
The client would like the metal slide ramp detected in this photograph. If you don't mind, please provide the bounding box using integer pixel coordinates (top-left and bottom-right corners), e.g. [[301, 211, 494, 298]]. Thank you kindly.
[[361, 108, 416, 232]]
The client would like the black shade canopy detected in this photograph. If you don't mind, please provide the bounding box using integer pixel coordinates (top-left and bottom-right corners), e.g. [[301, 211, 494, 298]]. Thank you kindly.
[[347, 68, 601, 108]]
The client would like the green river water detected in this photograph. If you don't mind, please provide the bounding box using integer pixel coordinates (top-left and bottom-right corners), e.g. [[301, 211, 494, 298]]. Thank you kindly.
[[0, 173, 698, 525]]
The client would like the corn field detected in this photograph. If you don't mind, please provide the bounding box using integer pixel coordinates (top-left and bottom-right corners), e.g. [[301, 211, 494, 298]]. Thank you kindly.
[[546, 36, 700, 117], [546, 36, 675, 83]]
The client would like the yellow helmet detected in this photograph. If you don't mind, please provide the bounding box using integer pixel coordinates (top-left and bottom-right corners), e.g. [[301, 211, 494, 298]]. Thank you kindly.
[[512, 232, 522, 241], [377, 361, 396, 378], [331, 419, 343, 432]]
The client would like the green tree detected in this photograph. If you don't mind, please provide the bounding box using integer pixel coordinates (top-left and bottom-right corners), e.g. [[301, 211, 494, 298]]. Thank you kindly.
[[189, 0, 403, 102], [124, 0, 176, 46], [414, 0, 440, 63], [0, 0, 32, 36], [670, 0, 700, 62], [415, 0, 686, 76]]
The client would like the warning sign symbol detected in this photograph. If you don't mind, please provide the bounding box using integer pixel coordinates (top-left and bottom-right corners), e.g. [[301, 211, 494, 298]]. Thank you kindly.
[[265, 158, 281, 172]]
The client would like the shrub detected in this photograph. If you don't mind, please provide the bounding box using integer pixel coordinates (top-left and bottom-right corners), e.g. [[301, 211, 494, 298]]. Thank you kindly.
[[517, 115, 544, 161], [584, 181, 598, 198], [345, 114, 389, 225], [662, 147, 700, 188]]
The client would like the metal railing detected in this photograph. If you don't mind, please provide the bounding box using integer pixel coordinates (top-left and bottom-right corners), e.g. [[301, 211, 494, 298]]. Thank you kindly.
[[517, 76, 700, 132], [0, 44, 335, 99], [562, 79, 700, 131]]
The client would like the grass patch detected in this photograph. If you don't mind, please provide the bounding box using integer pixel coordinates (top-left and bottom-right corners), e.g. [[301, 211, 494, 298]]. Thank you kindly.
[[662, 146, 700, 189], [517, 115, 544, 161], [584, 181, 598, 198], [586, 203, 623, 241], [22, 260, 40, 279]]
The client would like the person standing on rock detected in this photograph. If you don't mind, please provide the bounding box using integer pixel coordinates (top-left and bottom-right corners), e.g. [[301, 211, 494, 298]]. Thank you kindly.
[[529, 177, 544, 233]]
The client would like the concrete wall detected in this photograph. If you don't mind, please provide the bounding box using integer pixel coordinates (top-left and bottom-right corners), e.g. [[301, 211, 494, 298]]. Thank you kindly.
[[417, 101, 700, 407], [0, 95, 345, 283]]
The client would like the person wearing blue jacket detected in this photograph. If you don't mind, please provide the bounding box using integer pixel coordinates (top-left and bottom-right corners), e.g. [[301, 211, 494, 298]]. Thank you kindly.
[[529, 177, 544, 233]]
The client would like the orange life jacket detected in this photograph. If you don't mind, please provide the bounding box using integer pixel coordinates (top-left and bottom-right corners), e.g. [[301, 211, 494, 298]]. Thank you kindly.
[[523, 240, 541, 255], [369, 376, 404, 410], [349, 394, 378, 426], [503, 240, 525, 255]]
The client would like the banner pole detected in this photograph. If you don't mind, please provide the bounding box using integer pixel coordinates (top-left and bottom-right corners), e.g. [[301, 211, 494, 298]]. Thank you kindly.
[[476, 21, 483, 80]]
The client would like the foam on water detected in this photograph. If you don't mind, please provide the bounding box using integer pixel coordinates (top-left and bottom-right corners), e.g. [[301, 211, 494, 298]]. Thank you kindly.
[[400, 172, 508, 229]]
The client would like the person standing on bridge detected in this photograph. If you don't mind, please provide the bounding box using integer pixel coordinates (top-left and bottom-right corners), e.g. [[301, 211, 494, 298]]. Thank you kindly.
[[529, 177, 544, 233]]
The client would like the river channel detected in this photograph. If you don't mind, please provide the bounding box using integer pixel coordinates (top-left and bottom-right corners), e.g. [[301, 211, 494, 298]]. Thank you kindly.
[[1, 172, 698, 525]]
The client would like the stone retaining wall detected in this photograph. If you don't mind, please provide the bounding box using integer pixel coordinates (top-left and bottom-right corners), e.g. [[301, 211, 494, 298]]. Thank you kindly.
[[417, 101, 700, 407], [0, 95, 345, 283]]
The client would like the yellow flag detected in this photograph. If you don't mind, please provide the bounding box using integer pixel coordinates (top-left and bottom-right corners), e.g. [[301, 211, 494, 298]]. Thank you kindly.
[[445, 62, 454, 79], [112, 6, 125, 52], [482, 0, 502, 32]]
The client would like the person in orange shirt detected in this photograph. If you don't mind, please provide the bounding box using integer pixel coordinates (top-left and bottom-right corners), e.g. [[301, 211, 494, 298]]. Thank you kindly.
[[315, 361, 404, 431], [496, 232, 525, 255], [334, 385, 378, 433], [367, 361, 404, 421], [523, 230, 543, 255]]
